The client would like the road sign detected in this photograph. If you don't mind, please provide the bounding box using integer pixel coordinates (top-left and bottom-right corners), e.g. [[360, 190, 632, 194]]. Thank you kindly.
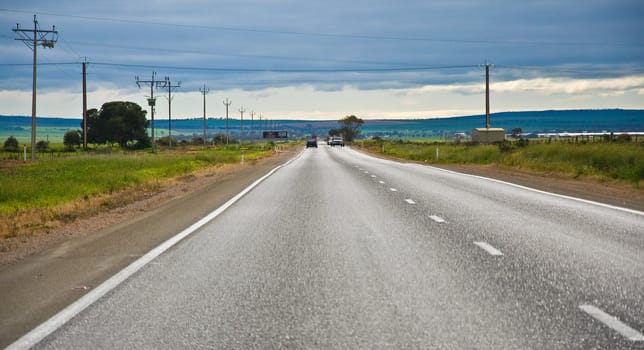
[[262, 131, 288, 139]]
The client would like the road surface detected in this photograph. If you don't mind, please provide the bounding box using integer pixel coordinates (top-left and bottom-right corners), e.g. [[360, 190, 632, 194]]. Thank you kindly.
[[10, 145, 644, 349]]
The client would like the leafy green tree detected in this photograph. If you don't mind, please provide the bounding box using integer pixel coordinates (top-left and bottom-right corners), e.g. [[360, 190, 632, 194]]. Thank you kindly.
[[84, 102, 150, 149], [3, 136, 19, 152], [338, 115, 364, 142], [63, 129, 82, 149]]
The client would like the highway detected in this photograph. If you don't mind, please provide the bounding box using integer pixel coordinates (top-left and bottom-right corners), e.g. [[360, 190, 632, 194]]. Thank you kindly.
[[12, 145, 644, 349]]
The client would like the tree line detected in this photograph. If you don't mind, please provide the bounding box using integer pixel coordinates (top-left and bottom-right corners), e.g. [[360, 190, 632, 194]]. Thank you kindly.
[[3, 102, 366, 152]]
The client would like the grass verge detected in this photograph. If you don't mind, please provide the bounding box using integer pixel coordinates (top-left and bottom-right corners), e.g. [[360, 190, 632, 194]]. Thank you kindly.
[[0, 143, 278, 240], [359, 139, 644, 185]]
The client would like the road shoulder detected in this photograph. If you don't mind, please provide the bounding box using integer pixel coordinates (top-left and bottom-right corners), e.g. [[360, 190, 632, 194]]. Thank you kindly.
[[355, 147, 643, 213], [433, 163, 644, 212], [0, 149, 296, 348]]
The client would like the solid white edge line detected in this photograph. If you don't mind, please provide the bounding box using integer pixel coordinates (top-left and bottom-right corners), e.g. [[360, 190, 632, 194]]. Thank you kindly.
[[5, 156, 298, 350], [430, 166, 644, 217], [346, 148, 643, 216], [579, 304, 644, 341], [474, 241, 504, 256]]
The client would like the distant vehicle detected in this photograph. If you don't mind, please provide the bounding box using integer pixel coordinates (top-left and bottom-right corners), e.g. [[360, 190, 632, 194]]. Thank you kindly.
[[329, 136, 344, 147], [306, 139, 318, 148]]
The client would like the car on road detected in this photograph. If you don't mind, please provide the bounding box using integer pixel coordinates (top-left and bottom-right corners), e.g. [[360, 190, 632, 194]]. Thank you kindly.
[[306, 139, 318, 148], [328, 136, 344, 147]]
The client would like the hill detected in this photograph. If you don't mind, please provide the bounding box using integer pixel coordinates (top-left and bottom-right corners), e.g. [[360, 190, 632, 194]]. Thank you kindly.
[[1, 109, 642, 143]]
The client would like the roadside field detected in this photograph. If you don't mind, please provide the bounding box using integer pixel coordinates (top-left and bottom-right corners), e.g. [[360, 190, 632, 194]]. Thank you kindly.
[[359, 140, 644, 185], [0, 143, 279, 240]]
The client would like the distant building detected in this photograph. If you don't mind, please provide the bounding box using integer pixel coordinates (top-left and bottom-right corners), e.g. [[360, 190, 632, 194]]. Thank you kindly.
[[471, 128, 505, 143]]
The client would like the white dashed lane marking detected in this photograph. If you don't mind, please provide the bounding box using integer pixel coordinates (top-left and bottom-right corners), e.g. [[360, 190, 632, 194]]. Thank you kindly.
[[579, 305, 644, 341], [389, 188, 398, 192], [378, 181, 385, 184], [370, 175, 377, 178], [405, 199, 416, 204], [474, 241, 503, 256], [429, 215, 446, 223]]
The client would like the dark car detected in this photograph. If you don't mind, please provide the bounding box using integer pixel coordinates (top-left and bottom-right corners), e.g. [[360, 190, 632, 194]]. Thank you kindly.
[[306, 139, 318, 148]]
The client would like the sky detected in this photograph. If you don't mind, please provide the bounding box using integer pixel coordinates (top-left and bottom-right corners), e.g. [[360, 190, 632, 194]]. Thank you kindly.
[[1, 1, 643, 120]]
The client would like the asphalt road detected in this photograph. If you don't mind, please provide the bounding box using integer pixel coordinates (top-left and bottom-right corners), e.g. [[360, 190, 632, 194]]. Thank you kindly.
[[13, 145, 644, 349]]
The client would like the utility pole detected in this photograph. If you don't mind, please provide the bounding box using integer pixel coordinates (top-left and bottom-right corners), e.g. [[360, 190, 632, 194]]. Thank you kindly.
[[482, 63, 493, 129], [200, 85, 209, 148], [82, 58, 88, 150], [223, 98, 232, 144], [136, 72, 160, 153], [159, 76, 181, 147], [250, 110, 255, 140], [239, 106, 246, 141], [13, 15, 58, 160]]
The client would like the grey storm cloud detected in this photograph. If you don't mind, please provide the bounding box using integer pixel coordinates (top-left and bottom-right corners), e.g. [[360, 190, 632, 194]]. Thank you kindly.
[[1, 0, 643, 92]]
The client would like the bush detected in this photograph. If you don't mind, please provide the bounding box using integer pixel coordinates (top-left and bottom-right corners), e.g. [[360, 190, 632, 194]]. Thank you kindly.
[[157, 136, 177, 147], [3, 136, 19, 152], [63, 130, 82, 149], [498, 141, 514, 153], [36, 140, 49, 152], [191, 136, 204, 145], [616, 133, 632, 143], [212, 133, 228, 145], [516, 138, 530, 147]]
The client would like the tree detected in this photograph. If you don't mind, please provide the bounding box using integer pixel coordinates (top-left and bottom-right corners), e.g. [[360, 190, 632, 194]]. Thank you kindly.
[[36, 140, 49, 152], [338, 115, 364, 142], [63, 129, 82, 149], [84, 102, 150, 149], [511, 127, 523, 138], [212, 133, 228, 145], [3, 136, 19, 152], [328, 128, 341, 137]]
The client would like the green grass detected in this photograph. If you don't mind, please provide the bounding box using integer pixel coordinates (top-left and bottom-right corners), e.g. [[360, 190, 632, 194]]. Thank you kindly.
[[363, 140, 644, 185], [501, 142, 644, 182], [0, 144, 272, 214]]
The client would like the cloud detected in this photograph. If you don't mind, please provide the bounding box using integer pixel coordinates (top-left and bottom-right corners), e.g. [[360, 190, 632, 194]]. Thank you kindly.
[[1, 1, 643, 119], [492, 76, 644, 95]]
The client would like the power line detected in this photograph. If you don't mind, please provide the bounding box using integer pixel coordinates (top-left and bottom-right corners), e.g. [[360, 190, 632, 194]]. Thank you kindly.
[[59, 39, 422, 68], [88, 61, 480, 73], [2, 8, 640, 48], [0, 61, 477, 72], [5, 60, 642, 79]]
